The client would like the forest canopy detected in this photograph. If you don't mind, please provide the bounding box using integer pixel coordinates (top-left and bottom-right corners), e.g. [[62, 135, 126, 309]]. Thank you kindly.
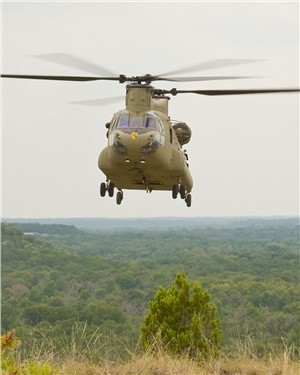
[[1, 217, 299, 358]]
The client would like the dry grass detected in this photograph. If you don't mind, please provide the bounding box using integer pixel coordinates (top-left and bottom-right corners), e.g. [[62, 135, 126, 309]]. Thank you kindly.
[[53, 330, 300, 375], [219, 353, 300, 375], [5, 326, 299, 375], [55, 351, 300, 375]]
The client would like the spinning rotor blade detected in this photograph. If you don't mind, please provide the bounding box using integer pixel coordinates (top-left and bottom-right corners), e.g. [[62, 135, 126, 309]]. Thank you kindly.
[[1, 74, 121, 82], [158, 58, 262, 77], [164, 88, 300, 96], [2, 55, 298, 94], [69, 96, 124, 106], [1, 56, 260, 84], [153, 75, 254, 82], [33, 53, 118, 76], [1, 73, 252, 84], [1, 54, 123, 82]]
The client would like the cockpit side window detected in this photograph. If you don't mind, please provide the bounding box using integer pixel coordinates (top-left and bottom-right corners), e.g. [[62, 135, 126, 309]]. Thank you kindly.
[[144, 115, 157, 129], [144, 112, 164, 133]]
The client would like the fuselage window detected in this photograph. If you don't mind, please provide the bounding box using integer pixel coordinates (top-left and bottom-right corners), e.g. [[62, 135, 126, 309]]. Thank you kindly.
[[131, 116, 143, 128], [116, 111, 163, 133], [144, 116, 157, 129], [117, 112, 130, 128]]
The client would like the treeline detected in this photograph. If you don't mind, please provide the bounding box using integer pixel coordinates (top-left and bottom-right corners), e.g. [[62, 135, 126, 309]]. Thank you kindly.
[[12, 222, 80, 235], [6, 216, 299, 232], [1, 220, 299, 358]]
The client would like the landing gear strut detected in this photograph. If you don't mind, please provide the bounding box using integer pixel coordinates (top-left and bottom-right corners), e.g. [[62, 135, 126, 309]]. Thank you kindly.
[[172, 183, 192, 207], [100, 181, 123, 205], [108, 182, 114, 197]]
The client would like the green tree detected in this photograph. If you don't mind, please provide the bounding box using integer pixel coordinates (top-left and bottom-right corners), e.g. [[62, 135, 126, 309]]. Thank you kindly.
[[140, 272, 221, 359]]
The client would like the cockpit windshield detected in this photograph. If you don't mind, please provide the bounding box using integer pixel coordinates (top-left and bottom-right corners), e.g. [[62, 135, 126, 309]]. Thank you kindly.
[[117, 112, 130, 128], [115, 110, 163, 134]]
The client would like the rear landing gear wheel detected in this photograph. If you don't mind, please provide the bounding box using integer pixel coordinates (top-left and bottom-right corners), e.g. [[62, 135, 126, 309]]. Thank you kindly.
[[108, 182, 114, 197], [185, 193, 192, 207], [116, 191, 123, 205], [172, 184, 179, 199], [180, 184, 186, 199], [100, 182, 107, 197]]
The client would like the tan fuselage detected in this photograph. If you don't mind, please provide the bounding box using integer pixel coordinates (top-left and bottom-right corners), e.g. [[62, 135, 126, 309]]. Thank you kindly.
[[98, 85, 193, 192], [98, 127, 192, 191]]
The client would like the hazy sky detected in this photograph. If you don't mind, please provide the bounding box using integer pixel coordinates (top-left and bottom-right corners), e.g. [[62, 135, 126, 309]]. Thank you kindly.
[[1, 1, 299, 218]]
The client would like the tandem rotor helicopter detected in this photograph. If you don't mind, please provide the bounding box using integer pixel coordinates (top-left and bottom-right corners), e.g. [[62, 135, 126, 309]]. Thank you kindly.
[[2, 55, 299, 207]]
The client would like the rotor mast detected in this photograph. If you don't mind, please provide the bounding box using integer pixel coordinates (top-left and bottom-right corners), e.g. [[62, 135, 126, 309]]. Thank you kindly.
[[125, 84, 170, 115], [125, 84, 152, 112]]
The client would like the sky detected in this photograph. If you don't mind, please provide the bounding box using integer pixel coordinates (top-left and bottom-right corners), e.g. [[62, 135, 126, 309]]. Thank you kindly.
[[1, 1, 299, 219]]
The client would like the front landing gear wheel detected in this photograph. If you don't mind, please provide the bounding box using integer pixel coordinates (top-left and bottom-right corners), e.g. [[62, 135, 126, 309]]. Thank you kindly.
[[185, 193, 192, 207], [116, 191, 123, 205], [100, 182, 107, 197]]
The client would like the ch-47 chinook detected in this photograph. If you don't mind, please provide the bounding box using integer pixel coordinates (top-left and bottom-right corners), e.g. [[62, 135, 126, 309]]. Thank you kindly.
[[2, 55, 299, 206]]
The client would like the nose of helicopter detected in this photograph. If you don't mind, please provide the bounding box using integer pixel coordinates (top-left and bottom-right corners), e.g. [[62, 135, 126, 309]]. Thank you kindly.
[[113, 130, 159, 159]]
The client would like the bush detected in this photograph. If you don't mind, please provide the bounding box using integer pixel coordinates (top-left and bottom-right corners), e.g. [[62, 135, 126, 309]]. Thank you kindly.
[[1, 330, 57, 375], [140, 272, 221, 359]]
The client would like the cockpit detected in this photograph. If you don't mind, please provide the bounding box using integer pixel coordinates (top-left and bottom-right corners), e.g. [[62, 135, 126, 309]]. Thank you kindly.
[[114, 110, 164, 134], [109, 110, 165, 155]]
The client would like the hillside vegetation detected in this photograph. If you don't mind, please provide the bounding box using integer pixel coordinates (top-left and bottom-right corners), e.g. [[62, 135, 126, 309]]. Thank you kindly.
[[1, 218, 299, 373]]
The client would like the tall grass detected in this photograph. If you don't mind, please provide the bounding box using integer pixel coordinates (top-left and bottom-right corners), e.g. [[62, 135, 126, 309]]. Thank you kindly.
[[16, 321, 107, 366], [3, 326, 299, 375], [218, 335, 299, 375]]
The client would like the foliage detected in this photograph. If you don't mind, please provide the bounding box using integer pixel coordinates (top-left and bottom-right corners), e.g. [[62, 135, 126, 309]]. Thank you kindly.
[[1, 330, 20, 374], [1, 330, 56, 375], [3, 328, 300, 375], [140, 272, 221, 358], [1, 218, 299, 360]]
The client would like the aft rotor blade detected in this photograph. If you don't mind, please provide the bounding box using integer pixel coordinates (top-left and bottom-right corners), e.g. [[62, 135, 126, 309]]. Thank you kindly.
[[158, 58, 262, 76], [33, 53, 118, 76], [69, 96, 124, 106], [1, 74, 121, 82], [169, 88, 300, 96]]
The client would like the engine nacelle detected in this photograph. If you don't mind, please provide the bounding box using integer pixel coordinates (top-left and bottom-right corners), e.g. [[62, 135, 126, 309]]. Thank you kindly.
[[172, 121, 192, 146]]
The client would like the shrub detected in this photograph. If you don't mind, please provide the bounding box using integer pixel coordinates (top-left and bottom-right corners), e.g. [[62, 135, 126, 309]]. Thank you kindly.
[[140, 272, 221, 359], [1, 330, 56, 375]]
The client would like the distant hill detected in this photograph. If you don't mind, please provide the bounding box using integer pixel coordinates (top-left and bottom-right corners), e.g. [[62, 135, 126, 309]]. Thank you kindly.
[[10, 222, 81, 235], [3, 216, 298, 232]]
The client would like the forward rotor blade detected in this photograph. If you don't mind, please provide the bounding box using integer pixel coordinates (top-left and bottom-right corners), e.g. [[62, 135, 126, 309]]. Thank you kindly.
[[1, 74, 121, 82], [158, 58, 262, 76], [169, 88, 300, 96], [69, 96, 124, 106], [155, 75, 254, 82], [33, 53, 118, 76]]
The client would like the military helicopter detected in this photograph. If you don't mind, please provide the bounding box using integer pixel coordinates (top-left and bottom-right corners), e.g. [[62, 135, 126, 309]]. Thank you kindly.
[[2, 55, 299, 207]]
